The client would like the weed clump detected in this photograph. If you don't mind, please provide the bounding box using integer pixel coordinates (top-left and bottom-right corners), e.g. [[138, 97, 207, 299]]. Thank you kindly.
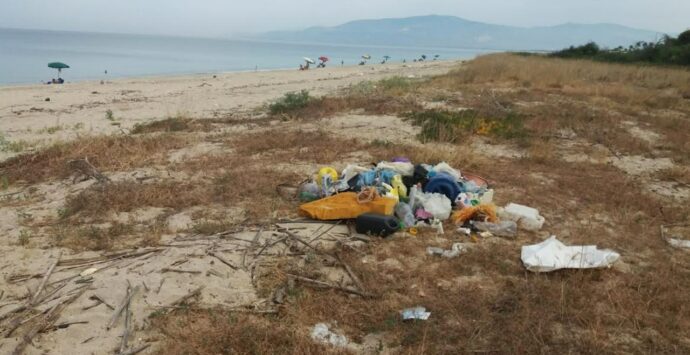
[[269, 90, 312, 115]]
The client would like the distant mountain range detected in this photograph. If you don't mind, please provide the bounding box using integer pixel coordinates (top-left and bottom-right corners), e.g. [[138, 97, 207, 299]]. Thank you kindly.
[[252, 15, 663, 51]]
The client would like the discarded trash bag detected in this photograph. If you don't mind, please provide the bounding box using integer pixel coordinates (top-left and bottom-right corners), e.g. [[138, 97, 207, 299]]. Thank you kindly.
[[473, 221, 517, 238], [377, 161, 414, 176], [401, 307, 431, 321], [424, 173, 462, 203], [429, 162, 461, 181], [311, 323, 349, 348], [300, 192, 396, 220], [415, 192, 452, 220], [498, 203, 545, 231], [452, 204, 498, 224], [427, 243, 468, 258], [356, 213, 399, 237], [521, 236, 620, 272]]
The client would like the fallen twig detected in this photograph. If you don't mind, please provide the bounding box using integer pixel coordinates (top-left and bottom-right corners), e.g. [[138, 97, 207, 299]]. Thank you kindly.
[[242, 227, 263, 269], [287, 274, 375, 298], [119, 343, 150, 355], [107, 285, 140, 330], [161, 268, 202, 274], [30, 252, 62, 305], [119, 286, 132, 353], [11, 287, 86, 355], [335, 252, 366, 293], [167, 286, 204, 309], [207, 252, 239, 270]]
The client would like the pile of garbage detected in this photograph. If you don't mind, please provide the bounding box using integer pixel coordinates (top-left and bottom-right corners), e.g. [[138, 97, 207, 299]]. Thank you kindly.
[[297, 159, 545, 238]]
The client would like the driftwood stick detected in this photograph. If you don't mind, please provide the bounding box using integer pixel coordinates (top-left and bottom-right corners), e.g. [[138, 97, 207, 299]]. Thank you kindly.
[[119, 288, 132, 354], [90, 294, 115, 310], [44, 320, 89, 332], [11, 287, 85, 355], [308, 221, 341, 244], [335, 252, 366, 292], [207, 252, 238, 270], [281, 230, 320, 252], [107, 286, 140, 330], [287, 274, 375, 298], [170, 286, 204, 307], [31, 251, 62, 305], [119, 343, 150, 355], [161, 268, 202, 274], [156, 278, 166, 294], [242, 227, 263, 269]]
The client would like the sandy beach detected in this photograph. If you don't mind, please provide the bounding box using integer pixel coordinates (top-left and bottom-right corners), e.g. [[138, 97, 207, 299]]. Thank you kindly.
[[0, 61, 458, 161]]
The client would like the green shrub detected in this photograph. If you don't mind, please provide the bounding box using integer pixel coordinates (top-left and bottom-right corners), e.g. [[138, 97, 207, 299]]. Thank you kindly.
[[269, 90, 312, 115]]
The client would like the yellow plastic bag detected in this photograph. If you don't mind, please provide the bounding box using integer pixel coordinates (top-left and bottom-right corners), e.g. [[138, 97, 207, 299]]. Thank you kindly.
[[299, 192, 397, 220]]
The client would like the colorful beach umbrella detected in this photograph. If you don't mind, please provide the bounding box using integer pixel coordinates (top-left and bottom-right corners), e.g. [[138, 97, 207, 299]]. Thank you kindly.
[[361, 54, 371, 60], [48, 62, 70, 77], [319, 56, 329, 62]]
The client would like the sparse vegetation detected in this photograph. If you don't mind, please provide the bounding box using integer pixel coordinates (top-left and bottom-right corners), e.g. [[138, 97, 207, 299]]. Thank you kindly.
[[406, 109, 527, 143], [269, 90, 313, 115], [105, 109, 115, 121]]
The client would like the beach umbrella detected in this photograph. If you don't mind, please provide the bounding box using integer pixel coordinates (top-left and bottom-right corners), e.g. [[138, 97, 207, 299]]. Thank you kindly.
[[361, 54, 371, 60], [304, 57, 315, 64], [318, 56, 329, 62], [421, 54, 427, 60], [48, 62, 70, 78], [383, 55, 391, 61]]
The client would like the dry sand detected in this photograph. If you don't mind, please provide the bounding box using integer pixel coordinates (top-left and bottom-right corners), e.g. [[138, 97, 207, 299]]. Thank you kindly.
[[0, 61, 457, 161], [0, 61, 457, 354]]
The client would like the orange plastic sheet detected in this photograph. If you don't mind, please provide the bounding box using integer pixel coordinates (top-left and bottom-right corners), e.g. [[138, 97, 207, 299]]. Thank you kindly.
[[452, 204, 498, 224], [299, 192, 397, 220]]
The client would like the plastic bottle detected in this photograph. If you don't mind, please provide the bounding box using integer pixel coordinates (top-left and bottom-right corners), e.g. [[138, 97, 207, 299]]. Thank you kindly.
[[355, 213, 399, 237], [395, 202, 416, 228]]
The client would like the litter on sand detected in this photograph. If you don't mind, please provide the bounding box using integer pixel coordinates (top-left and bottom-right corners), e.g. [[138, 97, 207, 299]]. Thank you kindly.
[[295, 160, 543, 240], [661, 223, 690, 249], [401, 306, 431, 321], [521, 236, 620, 272], [311, 323, 349, 348], [427, 243, 469, 258]]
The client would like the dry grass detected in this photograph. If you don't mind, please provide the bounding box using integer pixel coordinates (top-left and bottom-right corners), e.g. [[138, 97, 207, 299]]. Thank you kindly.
[[131, 116, 215, 134], [0, 134, 189, 185], [152, 311, 342, 355]]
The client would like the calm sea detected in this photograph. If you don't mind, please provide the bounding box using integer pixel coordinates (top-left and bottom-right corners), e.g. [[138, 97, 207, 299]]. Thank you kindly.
[[0, 28, 494, 85]]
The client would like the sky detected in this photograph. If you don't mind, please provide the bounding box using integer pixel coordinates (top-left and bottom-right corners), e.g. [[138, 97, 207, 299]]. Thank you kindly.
[[0, 0, 687, 37]]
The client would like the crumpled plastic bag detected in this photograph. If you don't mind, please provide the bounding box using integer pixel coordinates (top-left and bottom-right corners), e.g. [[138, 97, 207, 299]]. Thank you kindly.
[[414, 192, 452, 220], [377, 161, 414, 176], [299, 192, 397, 220], [521, 236, 620, 272], [311, 323, 349, 348]]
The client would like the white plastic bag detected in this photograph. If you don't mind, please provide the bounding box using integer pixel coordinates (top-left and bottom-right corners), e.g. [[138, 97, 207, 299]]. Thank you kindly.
[[376, 161, 414, 176], [498, 203, 545, 231], [521, 236, 620, 272], [432, 162, 461, 181], [415, 192, 452, 220]]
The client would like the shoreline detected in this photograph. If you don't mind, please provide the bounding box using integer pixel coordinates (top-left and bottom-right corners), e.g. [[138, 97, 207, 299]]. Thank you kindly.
[[0, 60, 461, 161], [0, 59, 464, 89]]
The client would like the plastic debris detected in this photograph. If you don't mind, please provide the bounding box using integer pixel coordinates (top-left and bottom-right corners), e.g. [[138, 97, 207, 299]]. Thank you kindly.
[[395, 202, 416, 228], [521, 236, 620, 272], [429, 162, 461, 181], [661, 223, 690, 249], [356, 213, 399, 237], [377, 161, 414, 176], [473, 221, 517, 238], [427, 243, 467, 258], [80, 267, 98, 277], [424, 173, 462, 202], [401, 307, 431, 321], [415, 192, 452, 220], [499, 203, 545, 231], [452, 204, 498, 224], [299, 192, 396, 220], [311, 323, 349, 348]]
